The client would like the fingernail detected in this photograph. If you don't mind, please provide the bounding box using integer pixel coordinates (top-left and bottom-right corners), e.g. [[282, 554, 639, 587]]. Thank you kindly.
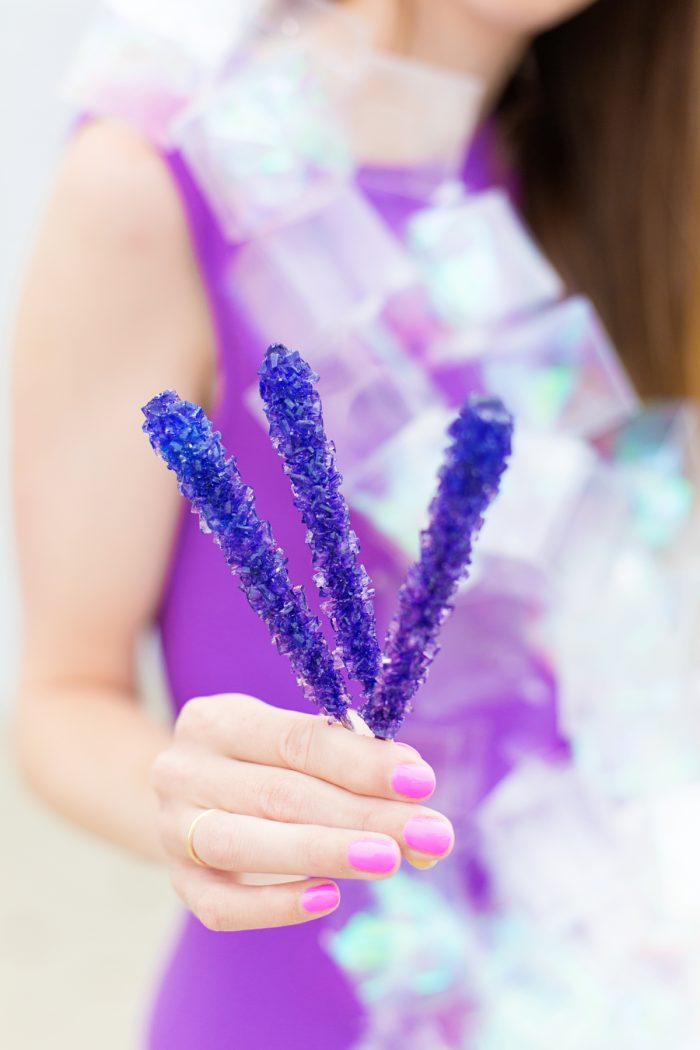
[[403, 817, 453, 857], [301, 883, 340, 914], [348, 839, 400, 874], [391, 762, 436, 799]]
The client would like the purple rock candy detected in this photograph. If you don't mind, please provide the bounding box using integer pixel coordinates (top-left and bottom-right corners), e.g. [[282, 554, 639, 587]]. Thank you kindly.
[[359, 395, 513, 739], [258, 343, 382, 698], [141, 390, 351, 723]]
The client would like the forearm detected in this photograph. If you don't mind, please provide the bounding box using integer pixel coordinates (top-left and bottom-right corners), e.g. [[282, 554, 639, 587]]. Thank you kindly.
[[13, 680, 171, 863]]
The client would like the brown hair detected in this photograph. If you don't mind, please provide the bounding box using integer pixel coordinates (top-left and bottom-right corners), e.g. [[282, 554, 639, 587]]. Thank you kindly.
[[495, 0, 700, 399]]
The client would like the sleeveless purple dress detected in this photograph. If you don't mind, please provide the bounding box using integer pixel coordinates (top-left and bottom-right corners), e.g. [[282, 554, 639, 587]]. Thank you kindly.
[[145, 134, 533, 1049]]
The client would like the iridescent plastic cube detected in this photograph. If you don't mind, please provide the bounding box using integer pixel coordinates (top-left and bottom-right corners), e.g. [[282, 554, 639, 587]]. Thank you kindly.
[[431, 297, 639, 439], [477, 430, 598, 572], [595, 401, 699, 549], [62, 9, 204, 143], [175, 46, 354, 241], [227, 185, 417, 339], [406, 189, 563, 331], [106, 0, 269, 65], [348, 51, 482, 199]]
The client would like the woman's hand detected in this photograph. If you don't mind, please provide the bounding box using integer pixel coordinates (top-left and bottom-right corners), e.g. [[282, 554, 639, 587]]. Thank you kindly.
[[152, 693, 454, 931]]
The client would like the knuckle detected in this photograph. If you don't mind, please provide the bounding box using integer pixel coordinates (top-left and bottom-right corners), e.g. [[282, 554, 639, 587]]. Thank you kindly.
[[150, 744, 201, 801], [287, 898, 310, 926], [158, 805, 187, 860], [302, 833, 333, 876], [229, 691, 262, 711], [357, 805, 382, 835], [258, 773, 304, 822], [177, 692, 262, 744], [176, 695, 212, 739], [279, 717, 316, 771], [150, 749, 179, 796], [197, 889, 232, 933]]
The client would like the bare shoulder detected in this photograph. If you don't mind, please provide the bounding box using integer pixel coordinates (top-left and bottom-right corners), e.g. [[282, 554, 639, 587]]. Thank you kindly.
[[11, 120, 217, 679], [14, 115, 217, 414], [52, 117, 190, 255]]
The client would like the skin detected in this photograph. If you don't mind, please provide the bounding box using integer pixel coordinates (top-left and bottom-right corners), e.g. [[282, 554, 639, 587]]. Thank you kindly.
[[11, 0, 595, 932], [344, 0, 598, 103]]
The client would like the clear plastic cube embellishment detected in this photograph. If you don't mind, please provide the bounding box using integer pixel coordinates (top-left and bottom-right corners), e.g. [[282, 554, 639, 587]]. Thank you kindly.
[[175, 47, 353, 241]]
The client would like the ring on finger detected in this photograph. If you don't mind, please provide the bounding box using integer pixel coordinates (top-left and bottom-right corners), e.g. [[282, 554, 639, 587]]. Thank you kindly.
[[186, 808, 219, 868]]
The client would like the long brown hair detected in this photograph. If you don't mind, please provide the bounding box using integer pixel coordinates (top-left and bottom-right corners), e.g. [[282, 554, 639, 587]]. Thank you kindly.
[[495, 0, 700, 399]]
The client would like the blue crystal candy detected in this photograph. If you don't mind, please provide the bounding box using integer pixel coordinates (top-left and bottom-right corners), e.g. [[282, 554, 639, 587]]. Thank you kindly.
[[359, 395, 513, 739], [259, 344, 382, 698], [141, 390, 351, 722]]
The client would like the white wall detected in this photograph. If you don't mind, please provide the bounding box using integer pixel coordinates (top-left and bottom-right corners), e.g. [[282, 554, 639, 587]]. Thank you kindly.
[[0, 0, 98, 711]]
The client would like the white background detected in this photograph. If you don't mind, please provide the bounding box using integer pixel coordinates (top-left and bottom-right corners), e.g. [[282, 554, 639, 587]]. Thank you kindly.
[[1, 0, 97, 712]]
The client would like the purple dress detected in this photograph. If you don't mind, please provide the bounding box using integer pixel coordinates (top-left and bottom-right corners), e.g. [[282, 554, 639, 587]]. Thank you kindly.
[[143, 131, 546, 1048]]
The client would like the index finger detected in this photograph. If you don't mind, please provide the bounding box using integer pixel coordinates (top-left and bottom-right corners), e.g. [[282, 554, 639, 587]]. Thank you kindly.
[[179, 693, 436, 802]]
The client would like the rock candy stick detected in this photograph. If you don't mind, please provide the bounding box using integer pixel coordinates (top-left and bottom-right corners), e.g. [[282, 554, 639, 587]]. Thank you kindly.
[[259, 344, 382, 698], [142, 390, 351, 723], [360, 395, 513, 739]]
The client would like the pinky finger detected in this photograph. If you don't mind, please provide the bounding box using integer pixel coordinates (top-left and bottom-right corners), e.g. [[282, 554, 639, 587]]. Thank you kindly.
[[172, 867, 341, 932]]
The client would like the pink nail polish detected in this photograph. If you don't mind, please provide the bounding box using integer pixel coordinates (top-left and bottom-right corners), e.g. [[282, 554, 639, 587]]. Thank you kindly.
[[348, 839, 400, 874], [391, 762, 436, 799], [403, 817, 453, 857], [301, 883, 340, 914]]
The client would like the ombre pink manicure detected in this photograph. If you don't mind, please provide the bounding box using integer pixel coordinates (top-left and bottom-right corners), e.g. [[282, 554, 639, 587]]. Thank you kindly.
[[301, 883, 340, 913], [348, 839, 400, 874], [391, 762, 436, 799], [403, 817, 453, 857]]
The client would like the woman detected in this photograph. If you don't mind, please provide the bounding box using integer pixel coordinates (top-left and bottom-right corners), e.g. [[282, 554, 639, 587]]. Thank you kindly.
[[10, 0, 699, 1047]]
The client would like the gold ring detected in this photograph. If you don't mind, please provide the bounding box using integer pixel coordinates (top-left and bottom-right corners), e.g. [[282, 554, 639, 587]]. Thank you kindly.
[[185, 808, 219, 868]]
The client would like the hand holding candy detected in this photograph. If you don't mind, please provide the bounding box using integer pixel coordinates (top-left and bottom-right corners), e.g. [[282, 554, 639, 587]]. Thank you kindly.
[[142, 346, 512, 740], [152, 691, 454, 930]]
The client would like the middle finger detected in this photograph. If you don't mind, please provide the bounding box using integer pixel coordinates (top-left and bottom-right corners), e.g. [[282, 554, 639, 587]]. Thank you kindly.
[[190, 755, 455, 864]]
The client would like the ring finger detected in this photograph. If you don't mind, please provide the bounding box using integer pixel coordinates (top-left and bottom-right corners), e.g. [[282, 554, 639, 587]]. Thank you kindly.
[[176, 807, 403, 880]]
